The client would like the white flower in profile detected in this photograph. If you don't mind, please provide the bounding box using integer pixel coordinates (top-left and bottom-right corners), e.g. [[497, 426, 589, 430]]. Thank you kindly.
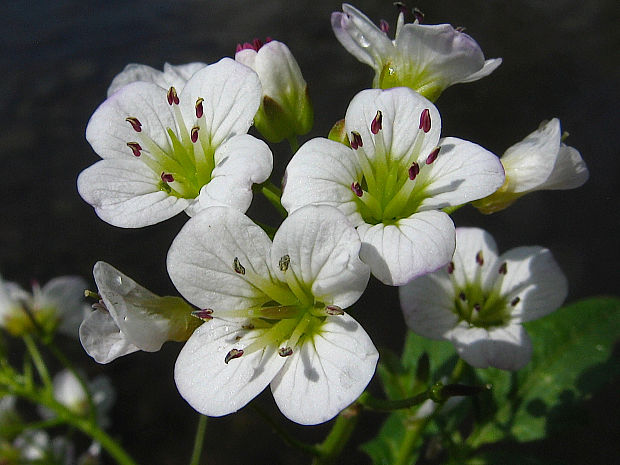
[[167, 205, 377, 425], [473, 118, 589, 214], [331, 3, 501, 101], [107, 62, 207, 97], [78, 58, 273, 228], [400, 227, 568, 371], [282, 87, 504, 286], [79, 262, 199, 364], [0, 273, 88, 338]]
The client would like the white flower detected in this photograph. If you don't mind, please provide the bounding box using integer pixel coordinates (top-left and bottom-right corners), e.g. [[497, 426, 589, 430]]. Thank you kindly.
[[78, 58, 273, 228], [400, 227, 568, 371], [235, 39, 313, 142], [0, 274, 88, 337], [473, 118, 589, 214], [107, 62, 207, 97], [281, 87, 505, 285], [12, 431, 74, 464], [79, 262, 199, 364], [331, 3, 501, 100], [167, 205, 377, 425]]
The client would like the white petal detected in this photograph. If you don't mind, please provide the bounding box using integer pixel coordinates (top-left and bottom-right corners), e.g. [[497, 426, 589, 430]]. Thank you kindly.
[[87, 82, 176, 161], [419, 137, 504, 210], [234, 49, 258, 69], [498, 246, 568, 323], [52, 370, 86, 408], [271, 205, 369, 308], [451, 227, 499, 290], [162, 62, 208, 85], [198, 134, 273, 213], [174, 318, 286, 417], [345, 88, 441, 163], [358, 210, 455, 286], [399, 272, 459, 339], [271, 313, 378, 425], [500, 119, 562, 193], [39, 276, 86, 328], [107, 62, 206, 96], [252, 41, 306, 101], [457, 58, 503, 83], [449, 323, 532, 371], [167, 206, 278, 311], [79, 309, 139, 364], [538, 144, 589, 190], [77, 159, 189, 227], [281, 138, 363, 225], [180, 58, 261, 148], [331, 4, 394, 69]]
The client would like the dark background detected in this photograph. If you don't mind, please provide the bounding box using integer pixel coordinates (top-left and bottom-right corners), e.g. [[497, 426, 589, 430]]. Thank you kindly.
[[1, 0, 618, 464]]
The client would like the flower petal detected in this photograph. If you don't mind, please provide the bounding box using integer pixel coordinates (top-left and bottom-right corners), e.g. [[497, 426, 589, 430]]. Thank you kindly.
[[271, 313, 378, 425], [107, 62, 206, 96], [174, 318, 286, 417], [358, 210, 455, 286], [419, 137, 504, 210], [40, 276, 88, 337], [77, 159, 190, 227], [271, 205, 369, 308], [539, 143, 589, 190], [451, 227, 500, 290], [179, 58, 261, 148], [167, 206, 279, 311], [79, 309, 139, 364], [457, 58, 502, 83], [497, 246, 568, 323]]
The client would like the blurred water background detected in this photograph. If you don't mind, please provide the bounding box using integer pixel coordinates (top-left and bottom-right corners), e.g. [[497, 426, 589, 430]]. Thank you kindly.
[[1, 0, 618, 463]]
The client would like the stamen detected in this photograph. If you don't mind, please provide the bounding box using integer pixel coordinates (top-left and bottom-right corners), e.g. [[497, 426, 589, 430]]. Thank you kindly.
[[161, 172, 174, 183], [408, 161, 420, 180], [125, 117, 142, 132], [191, 126, 200, 143], [278, 346, 293, 357], [412, 7, 425, 23], [393, 2, 407, 15], [425, 146, 440, 165], [224, 348, 244, 364], [498, 262, 507, 275], [475, 251, 484, 266], [191, 309, 213, 321], [126, 142, 142, 157], [419, 109, 431, 133], [242, 323, 255, 330], [459, 291, 467, 301], [279, 254, 290, 272], [252, 38, 263, 50], [92, 300, 108, 312], [447, 261, 455, 274], [351, 182, 363, 197], [380, 19, 389, 33], [455, 26, 466, 33], [167, 86, 180, 106], [233, 257, 246, 275], [325, 305, 344, 316], [511, 296, 521, 306], [195, 98, 204, 118], [473, 303, 481, 312], [350, 131, 363, 150], [371, 110, 383, 135]]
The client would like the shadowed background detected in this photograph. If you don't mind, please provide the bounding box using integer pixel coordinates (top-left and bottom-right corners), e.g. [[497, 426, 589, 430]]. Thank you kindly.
[[1, 0, 618, 463]]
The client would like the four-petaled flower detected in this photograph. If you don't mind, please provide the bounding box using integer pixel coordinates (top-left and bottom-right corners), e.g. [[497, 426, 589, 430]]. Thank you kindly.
[[331, 3, 502, 100], [78, 58, 273, 228], [473, 118, 589, 214], [400, 227, 568, 370], [167, 205, 378, 425], [282, 87, 505, 285]]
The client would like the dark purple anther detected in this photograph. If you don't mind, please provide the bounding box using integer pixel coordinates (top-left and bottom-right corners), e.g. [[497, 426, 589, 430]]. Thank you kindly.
[[419, 108, 431, 133], [511, 296, 521, 306], [393, 2, 407, 16], [412, 7, 424, 23], [380, 19, 389, 33], [125, 117, 142, 132], [476, 251, 484, 266], [325, 305, 344, 316], [167, 86, 179, 106], [447, 261, 455, 274], [161, 172, 174, 183], [350, 131, 363, 150], [371, 110, 383, 134], [425, 146, 440, 165], [195, 98, 204, 118], [191, 309, 213, 321], [498, 262, 507, 275], [126, 142, 142, 157], [252, 38, 263, 50], [473, 303, 481, 312], [408, 161, 420, 180], [278, 347, 293, 357], [224, 348, 244, 364], [191, 126, 200, 143], [351, 182, 363, 197], [459, 291, 467, 301]]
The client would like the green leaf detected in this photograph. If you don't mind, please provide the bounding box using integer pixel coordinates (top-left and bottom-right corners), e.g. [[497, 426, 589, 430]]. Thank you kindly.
[[469, 296, 620, 446], [361, 411, 421, 465]]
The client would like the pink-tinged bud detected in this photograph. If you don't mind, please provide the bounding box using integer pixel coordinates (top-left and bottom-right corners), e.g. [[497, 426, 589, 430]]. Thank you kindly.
[[475, 251, 484, 266], [425, 146, 440, 165], [278, 346, 293, 357], [325, 305, 344, 316], [412, 7, 425, 23], [126, 142, 142, 157], [191, 309, 213, 321], [447, 261, 455, 274], [195, 97, 204, 118], [161, 172, 174, 183], [351, 182, 363, 197], [167, 86, 179, 106], [419, 108, 431, 133], [498, 262, 507, 275], [408, 161, 420, 180], [511, 296, 521, 306], [191, 126, 200, 143], [252, 38, 263, 50], [350, 131, 363, 150], [125, 117, 142, 132], [235, 43, 243, 53], [371, 110, 383, 134], [224, 348, 244, 364], [380, 19, 389, 33]]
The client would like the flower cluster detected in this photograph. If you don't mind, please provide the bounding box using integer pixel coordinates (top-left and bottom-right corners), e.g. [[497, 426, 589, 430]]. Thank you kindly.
[[72, 2, 588, 428]]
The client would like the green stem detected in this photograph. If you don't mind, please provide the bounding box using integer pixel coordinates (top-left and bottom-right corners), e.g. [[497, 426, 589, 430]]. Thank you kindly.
[[358, 390, 430, 412], [189, 414, 207, 465], [22, 335, 52, 390], [394, 418, 430, 465], [251, 404, 319, 456], [260, 180, 288, 218], [312, 405, 361, 465]]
